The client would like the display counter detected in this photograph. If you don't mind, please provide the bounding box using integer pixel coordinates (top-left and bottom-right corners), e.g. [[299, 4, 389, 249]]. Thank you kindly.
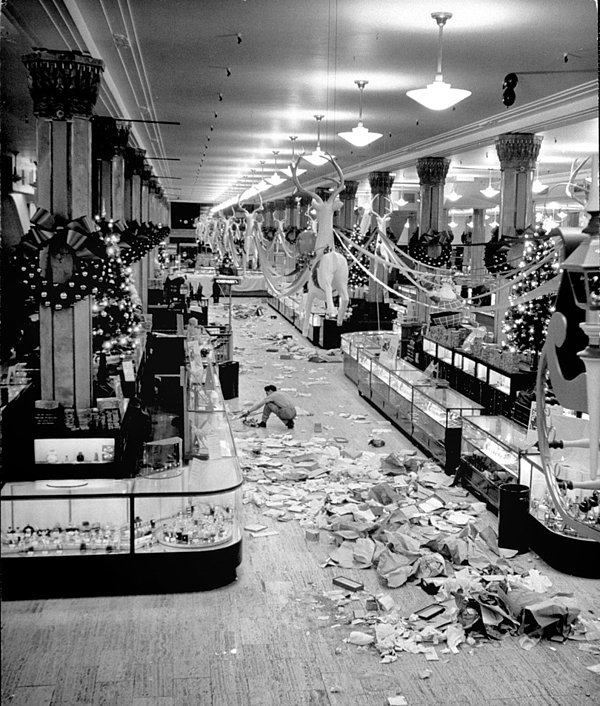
[[1, 328, 244, 598], [342, 332, 484, 474], [518, 413, 600, 577], [459, 415, 530, 509]]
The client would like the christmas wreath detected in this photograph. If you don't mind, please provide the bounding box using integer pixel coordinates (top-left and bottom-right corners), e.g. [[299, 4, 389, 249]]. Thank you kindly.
[[409, 228, 453, 267], [13, 208, 107, 310]]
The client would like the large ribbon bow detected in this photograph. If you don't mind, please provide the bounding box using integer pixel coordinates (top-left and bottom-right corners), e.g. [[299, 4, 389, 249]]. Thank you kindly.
[[419, 228, 452, 258], [21, 208, 104, 259]]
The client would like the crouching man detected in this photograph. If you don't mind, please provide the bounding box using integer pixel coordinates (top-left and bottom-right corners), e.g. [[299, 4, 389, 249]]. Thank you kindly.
[[241, 385, 296, 429]]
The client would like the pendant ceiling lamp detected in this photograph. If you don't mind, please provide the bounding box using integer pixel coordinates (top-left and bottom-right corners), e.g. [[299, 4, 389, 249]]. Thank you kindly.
[[303, 115, 333, 166], [267, 150, 286, 186], [255, 160, 270, 192], [338, 80, 382, 147], [396, 191, 409, 207], [281, 136, 306, 177], [445, 183, 462, 202], [480, 169, 500, 198], [406, 12, 471, 111]]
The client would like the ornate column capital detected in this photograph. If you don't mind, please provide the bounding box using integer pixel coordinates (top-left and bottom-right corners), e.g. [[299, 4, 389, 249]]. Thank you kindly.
[[141, 164, 153, 184], [22, 49, 104, 119], [341, 180, 359, 201], [368, 171, 395, 196], [315, 186, 332, 202], [92, 116, 119, 161], [495, 132, 543, 171], [416, 157, 450, 186], [264, 201, 275, 214], [285, 195, 297, 208], [299, 194, 312, 208], [125, 147, 146, 176], [274, 199, 286, 212]]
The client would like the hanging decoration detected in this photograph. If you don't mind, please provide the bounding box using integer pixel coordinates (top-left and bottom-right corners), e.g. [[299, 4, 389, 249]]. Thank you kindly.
[[408, 227, 453, 267], [13, 207, 107, 311], [502, 229, 561, 363]]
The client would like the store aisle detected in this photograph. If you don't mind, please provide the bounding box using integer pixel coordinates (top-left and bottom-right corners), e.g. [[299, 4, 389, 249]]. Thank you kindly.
[[2, 298, 600, 706]]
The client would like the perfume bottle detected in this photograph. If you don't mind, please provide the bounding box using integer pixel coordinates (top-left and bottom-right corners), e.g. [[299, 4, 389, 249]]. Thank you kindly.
[[46, 449, 59, 464], [76, 451, 85, 462]]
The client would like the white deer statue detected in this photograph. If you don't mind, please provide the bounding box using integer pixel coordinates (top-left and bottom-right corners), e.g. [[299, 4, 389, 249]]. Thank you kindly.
[[291, 154, 349, 336], [238, 194, 263, 271]]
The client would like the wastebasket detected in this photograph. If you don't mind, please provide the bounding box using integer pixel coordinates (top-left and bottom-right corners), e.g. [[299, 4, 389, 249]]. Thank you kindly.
[[498, 483, 530, 553], [218, 360, 239, 400]]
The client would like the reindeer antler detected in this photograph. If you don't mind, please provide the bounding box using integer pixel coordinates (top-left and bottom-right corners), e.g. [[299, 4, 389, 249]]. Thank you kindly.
[[566, 157, 591, 207], [325, 153, 345, 201], [291, 156, 322, 205]]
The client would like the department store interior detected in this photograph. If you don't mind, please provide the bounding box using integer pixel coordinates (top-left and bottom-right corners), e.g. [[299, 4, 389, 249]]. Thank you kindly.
[[1, 1, 599, 705]]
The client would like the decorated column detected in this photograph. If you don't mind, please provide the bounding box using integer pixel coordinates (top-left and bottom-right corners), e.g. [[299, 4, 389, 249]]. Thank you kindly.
[[494, 132, 542, 340], [264, 201, 275, 230], [340, 180, 358, 230], [23, 49, 104, 408], [284, 195, 297, 230], [367, 171, 395, 302], [495, 133, 541, 237], [416, 157, 450, 233], [470, 208, 486, 277]]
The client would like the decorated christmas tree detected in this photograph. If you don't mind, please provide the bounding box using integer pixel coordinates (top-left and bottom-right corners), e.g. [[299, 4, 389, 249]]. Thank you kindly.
[[93, 222, 141, 357], [502, 230, 559, 364], [346, 221, 373, 288]]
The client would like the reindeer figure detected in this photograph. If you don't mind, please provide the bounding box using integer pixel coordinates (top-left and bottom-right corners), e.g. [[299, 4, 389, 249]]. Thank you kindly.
[[369, 195, 396, 266], [291, 154, 349, 336], [238, 194, 263, 272]]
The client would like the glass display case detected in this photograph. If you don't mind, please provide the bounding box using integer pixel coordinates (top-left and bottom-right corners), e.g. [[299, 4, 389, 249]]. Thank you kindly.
[[1, 457, 243, 598], [459, 415, 530, 509], [341, 331, 398, 384], [411, 385, 483, 474], [516, 411, 599, 577], [388, 368, 428, 431], [1, 333, 244, 599]]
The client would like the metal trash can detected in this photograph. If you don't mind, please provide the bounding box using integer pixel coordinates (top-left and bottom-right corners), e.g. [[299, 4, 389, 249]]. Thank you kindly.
[[498, 483, 530, 553], [218, 361, 239, 400]]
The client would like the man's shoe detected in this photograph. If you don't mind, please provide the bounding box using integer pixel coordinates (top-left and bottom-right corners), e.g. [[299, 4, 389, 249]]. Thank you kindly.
[[257, 422, 267, 428], [286, 420, 294, 429]]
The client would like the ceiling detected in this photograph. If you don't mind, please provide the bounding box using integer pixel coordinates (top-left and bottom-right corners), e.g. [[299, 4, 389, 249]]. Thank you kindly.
[[2, 0, 598, 216]]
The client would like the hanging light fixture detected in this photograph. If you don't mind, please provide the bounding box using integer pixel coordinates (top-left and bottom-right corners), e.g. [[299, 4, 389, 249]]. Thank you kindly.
[[480, 169, 500, 198], [303, 115, 333, 166], [281, 136, 306, 177], [448, 210, 458, 229], [445, 182, 462, 202], [255, 160, 270, 192], [532, 167, 548, 194], [396, 171, 409, 206], [267, 151, 286, 186], [337, 80, 382, 147], [406, 12, 471, 111]]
